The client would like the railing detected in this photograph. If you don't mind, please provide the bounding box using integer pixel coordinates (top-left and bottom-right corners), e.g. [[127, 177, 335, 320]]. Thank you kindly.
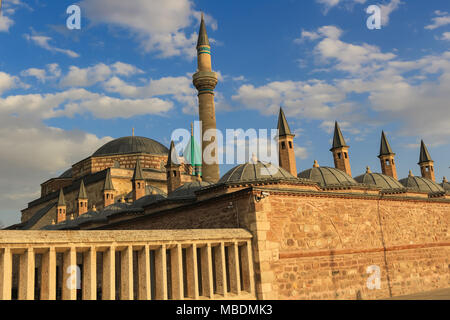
[[0, 229, 255, 300]]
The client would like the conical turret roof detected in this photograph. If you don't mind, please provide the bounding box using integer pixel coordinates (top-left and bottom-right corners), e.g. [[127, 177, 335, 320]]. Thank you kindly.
[[166, 141, 181, 167], [379, 131, 394, 157], [418, 140, 433, 164], [77, 180, 88, 200], [330, 121, 348, 150], [132, 159, 145, 181], [277, 107, 293, 136], [197, 13, 210, 48], [103, 169, 115, 191], [57, 188, 66, 206]]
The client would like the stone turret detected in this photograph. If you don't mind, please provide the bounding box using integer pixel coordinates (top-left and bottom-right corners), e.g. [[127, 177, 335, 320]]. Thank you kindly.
[[132, 159, 146, 201], [76, 180, 88, 216], [277, 107, 297, 176], [103, 168, 115, 207], [330, 121, 352, 176], [418, 140, 435, 181], [56, 188, 67, 223], [165, 141, 182, 194], [378, 131, 398, 179]]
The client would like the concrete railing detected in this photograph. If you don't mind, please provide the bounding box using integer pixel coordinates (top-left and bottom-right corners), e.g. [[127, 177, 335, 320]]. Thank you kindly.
[[0, 229, 255, 300]]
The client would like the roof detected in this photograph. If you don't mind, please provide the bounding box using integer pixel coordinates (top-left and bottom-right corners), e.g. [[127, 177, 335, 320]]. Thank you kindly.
[[132, 159, 145, 181], [92, 136, 168, 157], [197, 13, 210, 48], [277, 107, 293, 136], [102, 169, 115, 191], [169, 181, 213, 199], [126, 185, 167, 200], [399, 174, 444, 193], [298, 166, 357, 188], [330, 121, 348, 151], [77, 180, 88, 200], [219, 161, 297, 184], [354, 171, 403, 190], [57, 188, 66, 206], [22, 202, 56, 230], [58, 168, 72, 178], [379, 131, 394, 157], [166, 141, 180, 167], [418, 140, 433, 164]]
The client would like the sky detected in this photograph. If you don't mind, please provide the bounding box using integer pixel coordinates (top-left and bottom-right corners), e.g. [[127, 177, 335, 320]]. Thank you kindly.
[[0, 0, 449, 226]]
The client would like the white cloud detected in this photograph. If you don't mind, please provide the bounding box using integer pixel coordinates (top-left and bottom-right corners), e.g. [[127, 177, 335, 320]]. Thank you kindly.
[[0, 15, 14, 32], [0, 71, 18, 94], [425, 11, 450, 30], [21, 64, 61, 82], [294, 145, 309, 160], [80, 0, 217, 58], [24, 34, 80, 58], [439, 32, 450, 41], [379, 0, 402, 26]]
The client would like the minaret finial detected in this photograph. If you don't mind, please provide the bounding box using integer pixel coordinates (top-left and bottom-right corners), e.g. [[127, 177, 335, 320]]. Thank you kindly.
[[366, 166, 371, 173], [132, 128, 135, 137], [313, 160, 319, 168], [191, 122, 194, 136], [409, 170, 414, 177]]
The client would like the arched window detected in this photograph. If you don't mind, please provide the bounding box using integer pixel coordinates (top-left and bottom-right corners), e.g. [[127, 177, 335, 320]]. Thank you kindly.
[[289, 141, 293, 149], [385, 159, 390, 165], [281, 141, 286, 149], [344, 152, 348, 159], [337, 153, 342, 159]]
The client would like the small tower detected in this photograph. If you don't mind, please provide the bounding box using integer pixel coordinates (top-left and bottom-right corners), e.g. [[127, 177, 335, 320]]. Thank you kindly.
[[76, 179, 88, 216], [56, 188, 67, 223], [378, 131, 398, 179], [277, 107, 297, 176], [103, 168, 115, 207], [330, 121, 352, 176], [418, 140, 435, 181], [192, 13, 220, 183], [165, 141, 182, 194], [132, 159, 146, 201]]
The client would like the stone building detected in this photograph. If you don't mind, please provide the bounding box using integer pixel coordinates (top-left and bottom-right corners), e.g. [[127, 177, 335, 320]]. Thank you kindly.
[[4, 14, 450, 300]]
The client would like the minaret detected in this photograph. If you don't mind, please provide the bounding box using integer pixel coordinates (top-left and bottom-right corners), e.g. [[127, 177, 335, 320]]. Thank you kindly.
[[103, 168, 115, 207], [132, 159, 146, 201], [76, 180, 88, 216], [165, 141, 182, 194], [330, 121, 352, 176], [418, 140, 435, 181], [56, 188, 67, 223], [378, 131, 398, 179], [277, 107, 297, 176], [192, 13, 220, 182]]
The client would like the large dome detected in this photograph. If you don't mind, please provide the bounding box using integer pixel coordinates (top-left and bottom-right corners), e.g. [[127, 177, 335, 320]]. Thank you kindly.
[[399, 173, 444, 193], [354, 169, 404, 190], [93, 136, 169, 157], [219, 161, 297, 184], [298, 166, 357, 187]]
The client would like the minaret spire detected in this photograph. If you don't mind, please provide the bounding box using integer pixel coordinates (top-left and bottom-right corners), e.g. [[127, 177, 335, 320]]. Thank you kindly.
[[277, 107, 297, 176], [418, 140, 435, 181], [330, 121, 352, 176], [166, 141, 182, 194], [378, 131, 398, 179], [193, 12, 220, 182]]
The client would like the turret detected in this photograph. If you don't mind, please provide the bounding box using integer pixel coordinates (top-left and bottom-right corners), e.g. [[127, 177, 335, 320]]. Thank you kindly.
[[378, 131, 398, 179], [103, 168, 115, 207], [418, 140, 435, 181], [330, 121, 352, 176], [192, 13, 220, 182], [56, 188, 67, 223], [277, 107, 297, 176], [76, 179, 88, 216], [132, 159, 146, 201], [166, 141, 182, 194]]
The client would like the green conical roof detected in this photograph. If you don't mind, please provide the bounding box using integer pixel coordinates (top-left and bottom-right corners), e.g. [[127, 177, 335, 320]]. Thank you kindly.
[[132, 159, 145, 181], [418, 140, 433, 164], [379, 131, 394, 157], [277, 107, 293, 136], [197, 13, 210, 48], [57, 188, 66, 206], [183, 135, 202, 168], [102, 169, 115, 191], [77, 180, 88, 200], [330, 121, 348, 151]]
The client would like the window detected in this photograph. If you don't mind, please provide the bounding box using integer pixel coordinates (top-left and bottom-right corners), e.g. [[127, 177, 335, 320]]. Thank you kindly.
[[281, 141, 286, 150], [167, 172, 170, 178], [337, 153, 342, 159], [385, 159, 390, 165], [289, 141, 293, 149], [344, 152, 348, 159], [173, 171, 177, 177]]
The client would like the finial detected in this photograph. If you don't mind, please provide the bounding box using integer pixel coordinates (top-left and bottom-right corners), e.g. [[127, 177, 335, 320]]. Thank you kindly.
[[409, 170, 414, 177], [251, 153, 258, 163], [92, 205, 97, 212], [51, 219, 55, 225], [191, 122, 194, 136], [443, 176, 448, 183], [132, 128, 135, 137], [366, 166, 372, 173], [201, 12, 204, 21], [313, 160, 319, 168], [70, 214, 74, 220], [120, 195, 125, 203]]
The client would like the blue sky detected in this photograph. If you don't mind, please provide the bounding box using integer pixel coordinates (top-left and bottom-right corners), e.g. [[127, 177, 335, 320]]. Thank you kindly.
[[0, 0, 449, 225]]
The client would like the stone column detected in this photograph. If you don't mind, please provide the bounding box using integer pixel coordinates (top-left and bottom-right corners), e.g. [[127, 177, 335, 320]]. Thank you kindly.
[[19, 248, 35, 300], [228, 242, 241, 295], [82, 247, 97, 300], [41, 247, 56, 300], [154, 244, 167, 300], [170, 244, 184, 300], [239, 241, 255, 294], [186, 243, 199, 299], [62, 247, 77, 300], [102, 246, 115, 300], [137, 245, 151, 300], [213, 243, 227, 297], [200, 244, 214, 298], [0, 248, 12, 300], [120, 246, 133, 300]]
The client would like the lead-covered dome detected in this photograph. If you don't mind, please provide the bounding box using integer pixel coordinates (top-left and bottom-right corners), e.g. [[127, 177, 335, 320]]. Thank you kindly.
[[93, 136, 169, 157], [354, 167, 403, 190], [298, 164, 357, 187], [219, 161, 297, 184], [399, 172, 444, 193], [169, 181, 213, 199]]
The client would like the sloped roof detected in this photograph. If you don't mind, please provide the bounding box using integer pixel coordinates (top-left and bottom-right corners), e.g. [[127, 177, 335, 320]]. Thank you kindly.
[[330, 121, 348, 151], [418, 140, 433, 164], [379, 131, 394, 157], [277, 107, 293, 136]]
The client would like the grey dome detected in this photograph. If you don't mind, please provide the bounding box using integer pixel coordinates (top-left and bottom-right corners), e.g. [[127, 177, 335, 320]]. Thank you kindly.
[[169, 181, 213, 199], [399, 175, 444, 193], [354, 172, 403, 190], [93, 136, 168, 157], [298, 166, 357, 187], [219, 161, 297, 183], [126, 185, 167, 200]]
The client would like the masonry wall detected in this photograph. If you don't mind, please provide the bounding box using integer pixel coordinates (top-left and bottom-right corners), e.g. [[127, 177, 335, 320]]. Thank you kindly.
[[257, 193, 450, 299]]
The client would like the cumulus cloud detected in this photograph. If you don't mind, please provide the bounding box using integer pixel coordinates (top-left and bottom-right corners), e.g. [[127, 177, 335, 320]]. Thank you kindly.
[[24, 34, 80, 58], [80, 0, 217, 58], [235, 25, 450, 146], [378, 0, 402, 26], [0, 71, 19, 94], [21, 64, 61, 82], [425, 11, 450, 30]]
